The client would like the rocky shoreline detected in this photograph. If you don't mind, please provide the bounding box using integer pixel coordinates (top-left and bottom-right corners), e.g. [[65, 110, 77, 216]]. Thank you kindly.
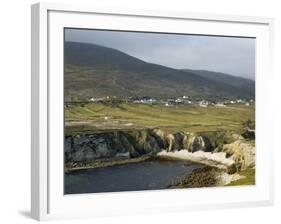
[[65, 128, 255, 187], [157, 150, 237, 174], [168, 166, 246, 188], [156, 138, 255, 186], [65, 154, 151, 172]]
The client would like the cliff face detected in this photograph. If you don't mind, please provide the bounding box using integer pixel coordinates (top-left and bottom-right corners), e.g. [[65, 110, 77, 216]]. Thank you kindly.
[[65, 129, 218, 163], [65, 129, 255, 173]]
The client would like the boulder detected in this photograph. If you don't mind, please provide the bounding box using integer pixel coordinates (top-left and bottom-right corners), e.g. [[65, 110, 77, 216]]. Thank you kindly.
[[222, 140, 255, 170]]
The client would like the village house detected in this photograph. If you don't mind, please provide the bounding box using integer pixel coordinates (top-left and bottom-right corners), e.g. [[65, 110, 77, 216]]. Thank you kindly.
[[133, 98, 157, 105], [236, 99, 245, 103], [199, 100, 209, 107], [89, 97, 104, 102], [175, 98, 183, 103]]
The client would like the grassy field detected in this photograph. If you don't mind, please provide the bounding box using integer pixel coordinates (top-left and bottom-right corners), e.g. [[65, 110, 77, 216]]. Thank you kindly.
[[226, 168, 255, 186], [65, 102, 255, 135]]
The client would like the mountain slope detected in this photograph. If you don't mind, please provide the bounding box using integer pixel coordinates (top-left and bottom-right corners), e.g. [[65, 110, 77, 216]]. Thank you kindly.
[[64, 41, 255, 100], [182, 69, 255, 98]]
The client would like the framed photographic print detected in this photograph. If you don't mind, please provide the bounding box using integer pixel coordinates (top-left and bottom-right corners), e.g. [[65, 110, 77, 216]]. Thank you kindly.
[[31, 2, 274, 221]]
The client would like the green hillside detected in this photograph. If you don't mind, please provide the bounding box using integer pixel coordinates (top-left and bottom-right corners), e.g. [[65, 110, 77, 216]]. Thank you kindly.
[[64, 41, 255, 100]]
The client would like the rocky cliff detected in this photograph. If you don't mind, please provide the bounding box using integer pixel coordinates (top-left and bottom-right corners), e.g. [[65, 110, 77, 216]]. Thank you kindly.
[[65, 129, 232, 162], [65, 128, 255, 172]]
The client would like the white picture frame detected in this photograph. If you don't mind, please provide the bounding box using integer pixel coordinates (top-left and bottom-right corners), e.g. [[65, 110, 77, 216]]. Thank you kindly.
[[31, 2, 274, 221]]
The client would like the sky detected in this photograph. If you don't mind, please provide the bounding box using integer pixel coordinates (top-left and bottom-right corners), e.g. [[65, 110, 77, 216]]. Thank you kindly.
[[65, 28, 255, 80]]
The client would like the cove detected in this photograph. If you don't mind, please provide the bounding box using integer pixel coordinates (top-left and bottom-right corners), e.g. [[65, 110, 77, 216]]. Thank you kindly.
[[65, 159, 203, 194]]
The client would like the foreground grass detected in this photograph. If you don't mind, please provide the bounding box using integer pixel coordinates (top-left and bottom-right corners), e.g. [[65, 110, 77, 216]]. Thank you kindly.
[[65, 103, 255, 135], [226, 168, 255, 186]]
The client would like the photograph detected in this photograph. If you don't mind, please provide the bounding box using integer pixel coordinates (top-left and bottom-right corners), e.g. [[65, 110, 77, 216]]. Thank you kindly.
[[63, 28, 256, 194]]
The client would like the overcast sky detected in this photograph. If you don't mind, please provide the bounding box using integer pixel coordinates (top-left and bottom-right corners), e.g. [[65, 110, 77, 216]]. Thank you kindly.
[[65, 28, 255, 80]]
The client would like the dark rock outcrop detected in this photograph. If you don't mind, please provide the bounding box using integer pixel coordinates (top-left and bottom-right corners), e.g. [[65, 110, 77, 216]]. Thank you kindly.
[[242, 128, 255, 140]]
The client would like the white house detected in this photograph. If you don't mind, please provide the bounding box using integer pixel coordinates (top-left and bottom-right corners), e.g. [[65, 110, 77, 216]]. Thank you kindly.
[[175, 98, 183, 103], [89, 97, 104, 102], [199, 100, 209, 107]]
